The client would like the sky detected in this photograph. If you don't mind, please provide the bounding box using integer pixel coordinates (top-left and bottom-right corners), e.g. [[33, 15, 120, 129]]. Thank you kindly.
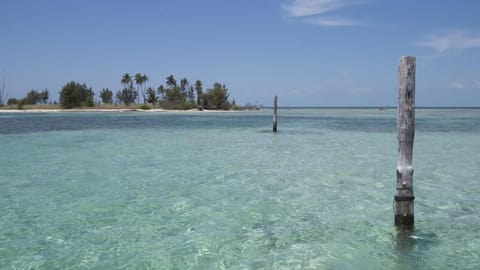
[[1, 0, 480, 107]]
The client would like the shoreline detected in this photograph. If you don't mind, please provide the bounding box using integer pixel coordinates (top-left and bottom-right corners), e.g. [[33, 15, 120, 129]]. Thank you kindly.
[[0, 108, 259, 113]]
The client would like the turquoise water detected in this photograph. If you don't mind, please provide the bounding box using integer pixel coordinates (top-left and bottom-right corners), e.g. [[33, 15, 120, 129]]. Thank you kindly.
[[0, 108, 479, 269]]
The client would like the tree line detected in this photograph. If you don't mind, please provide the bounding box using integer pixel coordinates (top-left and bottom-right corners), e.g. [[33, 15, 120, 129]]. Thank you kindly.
[[112, 73, 235, 110], [6, 89, 50, 107], [6, 73, 240, 110]]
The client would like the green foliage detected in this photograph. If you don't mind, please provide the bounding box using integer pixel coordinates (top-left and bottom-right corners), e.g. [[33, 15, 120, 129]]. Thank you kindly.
[[194, 80, 203, 106], [0, 75, 7, 107], [139, 104, 151, 110], [164, 86, 184, 106], [14, 89, 49, 105], [17, 100, 24, 110], [7, 98, 18, 105], [121, 73, 132, 88], [187, 86, 195, 103], [180, 78, 189, 101], [7, 98, 25, 109], [59, 81, 94, 109], [119, 73, 138, 105], [115, 87, 137, 106], [40, 89, 49, 104], [135, 73, 148, 104], [203, 82, 230, 110], [146, 87, 157, 105], [24, 90, 41, 105], [11, 72, 238, 111], [181, 101, 198, 110], [157, 85, 165, 100], [157, 76, 233, 110], [25, 90, 40, 104], [166, 75, 177, 88], [100, 88, 113, 104]]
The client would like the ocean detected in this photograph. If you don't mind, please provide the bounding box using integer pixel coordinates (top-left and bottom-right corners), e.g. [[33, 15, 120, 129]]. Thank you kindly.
[[0, 108, 479, 269]]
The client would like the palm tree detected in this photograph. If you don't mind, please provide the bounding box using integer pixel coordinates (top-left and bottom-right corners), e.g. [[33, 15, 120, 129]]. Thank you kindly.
[[157, 85, 165, 102], [134, 73, 144, 104], [100, 88, 113, 104], [180, 77, 189, 101], [166, 75, 177, 88], [121, 73, 132, 89], [194, 80, 203, 106], [0, 74, 8, 106], [188, 85, 195, 103], [146, 87, 157, 105], [142, 74, 149, 104]]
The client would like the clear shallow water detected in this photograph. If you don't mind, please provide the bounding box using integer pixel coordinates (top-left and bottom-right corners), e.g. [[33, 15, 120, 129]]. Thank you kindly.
[[0, 108, 479, 269]]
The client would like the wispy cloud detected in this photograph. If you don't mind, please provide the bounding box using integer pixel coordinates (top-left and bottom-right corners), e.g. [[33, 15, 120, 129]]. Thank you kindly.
[[450, 81, 465, 89], [303, 16, 366, 27], [284, 0, 355, 17], [449, 80, 480, 91], [283, 0, 368, 27], [417, 30, 480, 52], [346, 87, 375, 94]]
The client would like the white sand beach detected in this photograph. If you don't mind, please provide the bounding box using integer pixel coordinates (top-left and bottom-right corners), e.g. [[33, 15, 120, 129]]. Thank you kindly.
[[0, 108, 253, 113]]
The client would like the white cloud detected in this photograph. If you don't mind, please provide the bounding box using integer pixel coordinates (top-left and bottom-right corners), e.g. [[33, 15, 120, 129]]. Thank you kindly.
[[417, 30, 480, 52], [449, 80, 480, 91], [450, 81, 465, 89], [283, 0, 354, 17], [283, 0, 368, 27], [303, 16, 366, 27], [346, 87, 375, 94]]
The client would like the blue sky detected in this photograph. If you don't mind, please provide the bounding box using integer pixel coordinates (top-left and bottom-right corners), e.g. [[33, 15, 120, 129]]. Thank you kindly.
[[1, 0, 479, 106]]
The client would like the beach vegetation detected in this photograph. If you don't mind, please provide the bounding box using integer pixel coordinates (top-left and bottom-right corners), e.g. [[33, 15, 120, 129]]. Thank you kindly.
[[146, 87, 158, 105], [203, 82, 230, 110], [117, 73, 137, 106], [194, 80, 203, 107], [59, 81, 94, 108], [157, 85, 165, 101], [157, 75, 234, 110], [139, 104, 151, 110], [23, 89, 49, 105], [7, 89, 49, 106], [2, 72, 254, 111], [116, 86, 137, 106], [166, 75, 177, 88], [7, 98, 25, 109], [135, 73, 148, 104], [180, 77, 189, 102], [0, 74, 7, 106], [188, 85, 195, 104], [100, 88, 113, 104], [121, 73, 132, 89], [164, 86, 184, 106], [7, 98, 18, 105]]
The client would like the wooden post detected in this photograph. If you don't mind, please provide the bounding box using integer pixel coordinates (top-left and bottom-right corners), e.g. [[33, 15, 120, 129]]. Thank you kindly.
[[273, 96, 278, 132], [394, 56, 416, 227]]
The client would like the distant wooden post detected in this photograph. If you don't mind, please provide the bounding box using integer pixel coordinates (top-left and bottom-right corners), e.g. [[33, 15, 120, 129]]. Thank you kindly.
[[273, 96, 278, 132], [394, 56, 416, 227]]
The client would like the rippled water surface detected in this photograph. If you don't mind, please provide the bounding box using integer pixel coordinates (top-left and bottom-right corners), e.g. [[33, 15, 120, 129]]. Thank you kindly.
[[1, 108, 479, 269]]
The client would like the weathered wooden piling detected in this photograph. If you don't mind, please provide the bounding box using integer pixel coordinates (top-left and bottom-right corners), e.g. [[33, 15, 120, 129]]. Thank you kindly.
[[273, 96, 278, 132], [394, 56, 416, 227]]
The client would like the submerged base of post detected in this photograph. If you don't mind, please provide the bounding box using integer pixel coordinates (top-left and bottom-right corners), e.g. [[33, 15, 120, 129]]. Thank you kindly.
[[273, 95, 278, 133], [394, 195, 415, 227], [395, 214, 414, 227]]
